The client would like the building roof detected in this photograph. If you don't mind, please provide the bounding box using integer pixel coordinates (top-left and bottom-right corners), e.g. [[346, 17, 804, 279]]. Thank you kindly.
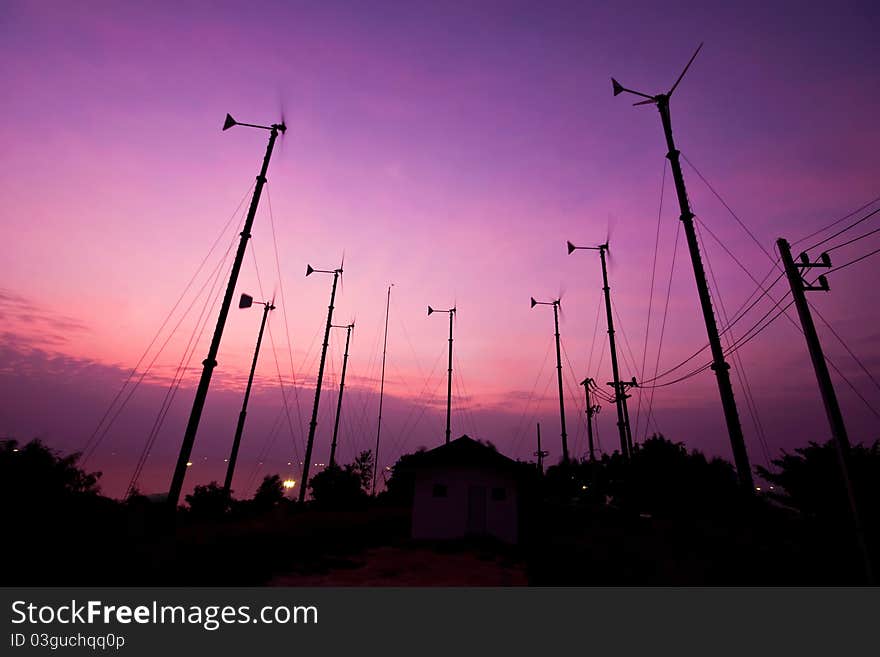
[[409, 435, 520, 472]]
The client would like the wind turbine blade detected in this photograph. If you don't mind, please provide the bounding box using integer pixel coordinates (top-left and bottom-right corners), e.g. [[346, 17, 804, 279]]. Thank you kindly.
[[633, 98, 657, 106], [277, 91, 289, 146], [668, 42, 704, 96], [605, 214, 616, 244]]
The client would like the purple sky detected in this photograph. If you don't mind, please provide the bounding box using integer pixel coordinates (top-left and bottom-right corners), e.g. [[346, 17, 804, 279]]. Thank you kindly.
[[2, 0, 879, 498]]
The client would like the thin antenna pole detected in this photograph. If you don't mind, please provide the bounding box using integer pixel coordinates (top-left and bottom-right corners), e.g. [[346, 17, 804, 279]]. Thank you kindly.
[[657, 95, 753, 490], [778, 238, 873, 582], [552, 302, 570, 463], [299, 269, 340, 503], [168, 124, 280, 511], [372, 285, 392, 496], [599, 247, 631, 460], [223, 301, 273, 497], [329, 324, 353, 468], [446, 309, 454, 444]]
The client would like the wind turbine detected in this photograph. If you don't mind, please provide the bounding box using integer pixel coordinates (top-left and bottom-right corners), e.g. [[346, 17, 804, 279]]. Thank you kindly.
[[168, 113, 286, 511], [612, 45, 754, 490]]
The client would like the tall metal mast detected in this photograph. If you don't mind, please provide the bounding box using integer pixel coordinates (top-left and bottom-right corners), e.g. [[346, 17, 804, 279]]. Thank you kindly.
[[299, 263, 342, 502], [329, 322, 354, 468], [372, 285, 393, 496], [223, 294, 274, 497], [531, 297, 569, 463], [168, 113, 285, 510], [428, 305, 456, 444], [567, 241, 635, 460], [612, 45, 754, 489]]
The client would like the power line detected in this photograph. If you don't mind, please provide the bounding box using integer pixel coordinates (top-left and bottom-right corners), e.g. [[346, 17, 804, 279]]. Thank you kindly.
[[642, 222, 681, 437], [824, 245, 880, 276], [804, 207, 880, 253], [682, 158, 880, 420], [635, 160, 667, 440], [825, 225, 880, 253], [82, 184, 252, 459], [127, 239, 233, 495], [792, 194, 880, 248], [696, 222, 772, 467], [265, 185, 306, 441], [682, 154, 774, 261]]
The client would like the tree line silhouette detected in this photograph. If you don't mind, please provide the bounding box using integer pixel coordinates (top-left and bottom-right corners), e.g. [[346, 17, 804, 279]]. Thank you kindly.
[[1, 435, 877, 584]]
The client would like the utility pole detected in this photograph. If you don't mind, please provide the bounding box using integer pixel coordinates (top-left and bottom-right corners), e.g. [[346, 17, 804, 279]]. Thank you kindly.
[[299, 263, 342, 503], [372, 285, 393, 496], [533, 423, 549, 474], [223, 294, 274, 497], [609, 377, 638, 458], [329, 322, 354, 468], [168, 113, 285, 511], [427, 305, 456, 444], [580, 377, 600, 462], [567, 241, 635, 460], [612, 45, 754, 490], [531, 297, 569, 463], [778, 238, 873, 582]]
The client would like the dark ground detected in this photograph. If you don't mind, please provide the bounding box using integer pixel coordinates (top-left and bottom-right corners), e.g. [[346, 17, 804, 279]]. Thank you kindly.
[[2, 498, 872, 586]]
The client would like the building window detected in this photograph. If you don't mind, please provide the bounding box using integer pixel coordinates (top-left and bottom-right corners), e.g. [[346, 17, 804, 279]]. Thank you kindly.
[[491, 487, 506, 501], [432, 483, 448, 498]]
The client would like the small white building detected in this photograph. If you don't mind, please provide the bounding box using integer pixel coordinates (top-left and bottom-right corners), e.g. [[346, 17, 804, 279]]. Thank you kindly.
[[410, 436, 520, 543]]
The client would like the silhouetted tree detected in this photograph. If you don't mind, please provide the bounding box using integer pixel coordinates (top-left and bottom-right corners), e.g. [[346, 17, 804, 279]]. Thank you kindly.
[[619, 435, 740, 514], [381, 448, 430, 504], [1, 438, 101, 508], [757, 440, 880, 526], [349, 450, 374, 493], [185, 481, 229, 519], [308, 464, 364, 508], [1, 439, 121, 584], [252, 474, 285, 512]]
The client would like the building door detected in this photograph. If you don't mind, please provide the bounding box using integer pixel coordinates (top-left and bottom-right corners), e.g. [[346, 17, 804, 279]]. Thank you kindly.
[[466, 485, 487, 535]]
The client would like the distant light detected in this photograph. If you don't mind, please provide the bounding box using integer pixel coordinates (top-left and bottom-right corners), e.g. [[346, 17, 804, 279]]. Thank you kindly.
[[282, 479, 296, 489], [581, 485, 588, 490], [287, 462, 292, 466], [12, 448, 19, 452], [755, 486, 762, 491], [186, 461, 193, 467], [223, 459, 228, 462]]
